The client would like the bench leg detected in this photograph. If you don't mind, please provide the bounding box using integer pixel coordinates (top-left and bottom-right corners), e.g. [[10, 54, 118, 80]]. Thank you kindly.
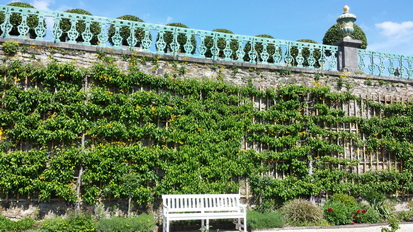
[[201, 219, 209, 231], [163, 218, 170, 232], [237, 217, 247, 232], [243, 216, 247, 232]]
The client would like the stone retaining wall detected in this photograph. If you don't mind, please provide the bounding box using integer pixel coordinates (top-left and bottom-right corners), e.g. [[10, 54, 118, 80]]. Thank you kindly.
[[2, 37, 413, 101]]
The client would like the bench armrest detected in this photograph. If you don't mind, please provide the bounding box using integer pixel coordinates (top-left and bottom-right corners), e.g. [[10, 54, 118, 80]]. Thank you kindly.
[[239, 204, 247, 213], [163, 204, 170, 215]]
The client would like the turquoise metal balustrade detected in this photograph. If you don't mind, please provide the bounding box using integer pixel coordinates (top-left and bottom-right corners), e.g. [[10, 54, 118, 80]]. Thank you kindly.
[[358, 49, 413, 79], [0, 5, 338, 71]]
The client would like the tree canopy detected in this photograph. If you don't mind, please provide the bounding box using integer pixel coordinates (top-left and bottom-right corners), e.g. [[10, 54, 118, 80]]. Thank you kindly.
[[322, 24, 367, 49]]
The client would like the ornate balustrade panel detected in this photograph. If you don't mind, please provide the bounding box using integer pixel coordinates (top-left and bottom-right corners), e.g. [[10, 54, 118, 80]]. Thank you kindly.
[[358, 49, 413, 79], [0, 5, 340, 70]]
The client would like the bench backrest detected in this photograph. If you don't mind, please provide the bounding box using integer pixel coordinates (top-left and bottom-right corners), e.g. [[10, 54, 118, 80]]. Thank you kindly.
[[162, 194, 241, 213]]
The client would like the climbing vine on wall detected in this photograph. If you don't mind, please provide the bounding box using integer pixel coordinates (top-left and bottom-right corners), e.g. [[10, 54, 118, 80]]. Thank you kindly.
[[1, 58, 413, 210]]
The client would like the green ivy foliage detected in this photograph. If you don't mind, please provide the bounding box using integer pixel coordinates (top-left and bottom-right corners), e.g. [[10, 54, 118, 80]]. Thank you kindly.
[[322, 24, 367, 49], [108, 15, 145, 47], [1, 58, 413, 211], [0, 2, 39, 39], [59, 9, 101, 45]]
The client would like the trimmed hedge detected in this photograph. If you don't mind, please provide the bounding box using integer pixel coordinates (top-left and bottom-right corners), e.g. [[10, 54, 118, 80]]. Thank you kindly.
[[322, 23, 367, 49], [291, 39, 321, 67], [108, 15, 145, 47], [0, 2, 39, 39], [204, 28, 238, 59], [59, 9, 101, 45], [161, 23, 196, 54], [244, 34, 276, 63]]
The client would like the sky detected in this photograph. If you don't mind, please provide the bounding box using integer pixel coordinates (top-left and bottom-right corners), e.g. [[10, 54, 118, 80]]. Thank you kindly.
[[3, 0, 413, 56]]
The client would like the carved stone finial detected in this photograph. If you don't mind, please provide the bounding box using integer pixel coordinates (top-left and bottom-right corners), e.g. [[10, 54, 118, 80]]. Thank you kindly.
[[343, 5, 350, 13]]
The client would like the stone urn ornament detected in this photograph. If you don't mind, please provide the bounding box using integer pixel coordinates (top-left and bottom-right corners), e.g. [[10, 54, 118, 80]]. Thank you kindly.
[[336, 5, 357, 39], [334, 5, 362, 73]]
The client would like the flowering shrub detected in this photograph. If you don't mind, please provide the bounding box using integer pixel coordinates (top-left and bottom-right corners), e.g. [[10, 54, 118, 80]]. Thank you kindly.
[[353, 208, 381, 224], [324, 201, 355, 225], [324, 193, 381, 225], [330, 193, 358, 207]]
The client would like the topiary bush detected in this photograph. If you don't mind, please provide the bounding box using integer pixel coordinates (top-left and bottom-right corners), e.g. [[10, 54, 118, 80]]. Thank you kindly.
[[108, 15, 145, 47], [204, 28, 238, 59], [59, 9, 101, 45], [161, 23, 196, 54], [0, 2, 39, 39], [244, 34, 276, 63], [247, 210, 284, 229], [322, 23, 367, 49], [280, 199, 327, 226], [291, 39, 321, 67]]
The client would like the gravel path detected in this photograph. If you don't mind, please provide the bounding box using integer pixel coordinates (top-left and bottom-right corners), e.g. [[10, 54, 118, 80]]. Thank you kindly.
[[254, 222, 413, 232]]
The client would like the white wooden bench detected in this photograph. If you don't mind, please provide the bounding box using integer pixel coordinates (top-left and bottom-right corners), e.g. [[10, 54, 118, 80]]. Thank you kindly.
[[162, 194, 247, 232]]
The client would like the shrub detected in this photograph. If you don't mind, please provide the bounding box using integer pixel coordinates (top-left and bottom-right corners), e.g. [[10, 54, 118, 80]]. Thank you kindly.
[[247, 210, 283, 229], [40, 211, 96, 232], [59, 9, 101, 45], [161, 23, 196, 54], [0, 216, 14, 231], [2, 40, 19, 55], [244, 34, 276, 63], [204, 29, 238, 59], [0, 2, 39, 38], [352, 208, 381, 224], [322, 23, 367, 49], [0, 216, 35, 231], [12, 217, 36, 231], [381, 217, 400, 232], [290, 39, 321, 67], [324, 200, 355, 225], [363, 191, 392, 219], [396, 209, 413, 222], [280, 199, 327, 226], [108, 15, 145, 47], [97, 213, 155, 232], [330, 193, 358, 207]]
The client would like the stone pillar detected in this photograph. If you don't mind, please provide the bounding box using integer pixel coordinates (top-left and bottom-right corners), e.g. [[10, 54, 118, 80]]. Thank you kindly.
[[335, 37, 362, 72], [335, 5, 362, 73]]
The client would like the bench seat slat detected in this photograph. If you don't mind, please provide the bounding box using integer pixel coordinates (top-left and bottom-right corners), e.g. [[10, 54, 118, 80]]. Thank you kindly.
[[166, 212, 246, 220]]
